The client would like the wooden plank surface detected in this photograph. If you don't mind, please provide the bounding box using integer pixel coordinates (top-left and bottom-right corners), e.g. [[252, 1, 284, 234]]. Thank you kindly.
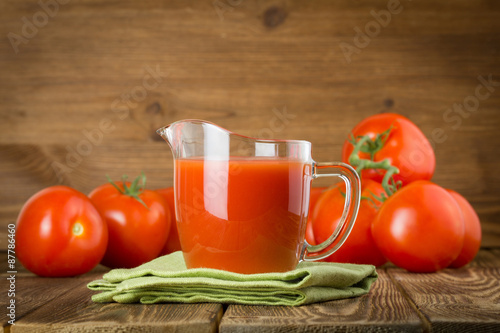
[[219, 269, 425, 332], [0, 1, 499, 247], [2, 250, 500, 332], [1, 275, 90, 330], [10, 280, 223, 333], [0, 251, 109, 331], [387, 253, 500, 332]]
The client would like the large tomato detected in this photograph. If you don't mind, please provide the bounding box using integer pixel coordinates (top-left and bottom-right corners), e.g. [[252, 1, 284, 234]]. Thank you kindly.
[[156, 187, 182, 255], [342, 113, 435, 186], [89, 178, 170, 268], [16, 186, 108, 277], [447, 190, 482, 268], [305, 187, 327, 245], [372, 181, 464, 272], [312, 179, 387, 266]]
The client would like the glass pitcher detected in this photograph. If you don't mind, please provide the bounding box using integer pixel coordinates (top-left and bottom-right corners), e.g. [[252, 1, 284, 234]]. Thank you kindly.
[[157, 120, 360, 274]]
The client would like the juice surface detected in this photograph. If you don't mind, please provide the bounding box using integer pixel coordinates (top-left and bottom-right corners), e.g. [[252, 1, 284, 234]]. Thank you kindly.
[[175, 158, 311, 274]]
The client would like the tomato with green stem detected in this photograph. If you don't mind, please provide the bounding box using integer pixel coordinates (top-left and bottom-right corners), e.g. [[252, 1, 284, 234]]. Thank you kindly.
[[312, 179, 387, 266], [342, 113, 435, 187], [16, 186, 108, 277], [343, 114, 477, 272], [372, 181, 465, 273], [89, 174, 170, 268]]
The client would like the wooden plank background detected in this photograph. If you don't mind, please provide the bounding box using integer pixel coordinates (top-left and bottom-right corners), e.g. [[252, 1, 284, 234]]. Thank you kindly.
[[0, 0, 499, 249]]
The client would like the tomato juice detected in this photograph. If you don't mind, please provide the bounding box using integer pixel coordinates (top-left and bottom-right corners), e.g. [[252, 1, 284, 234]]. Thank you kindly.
[[175, 157, 312, 274]]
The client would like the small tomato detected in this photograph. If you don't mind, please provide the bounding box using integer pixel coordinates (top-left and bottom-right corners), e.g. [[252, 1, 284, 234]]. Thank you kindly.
[[89, 175, 170, 268], [16, 186, 108, 277], [372, 181, 465, 272]]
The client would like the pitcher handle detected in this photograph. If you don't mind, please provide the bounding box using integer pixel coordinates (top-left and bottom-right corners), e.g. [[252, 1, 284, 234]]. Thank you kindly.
[[302, 162, 361, 261]]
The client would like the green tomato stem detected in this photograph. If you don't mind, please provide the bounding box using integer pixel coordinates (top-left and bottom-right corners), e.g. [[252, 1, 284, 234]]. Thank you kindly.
[[348, 131, 400, 198], [106, 173, 150, 210]]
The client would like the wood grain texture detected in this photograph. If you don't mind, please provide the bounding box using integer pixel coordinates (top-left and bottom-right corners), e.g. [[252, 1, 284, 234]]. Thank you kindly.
[[11, 282, 223, 333], [0, 0, 499, 248], [2, 250, 500, 332], [1, 274, 96, 330], [219, 270, 425, 332], [387, 261, 500, 332]]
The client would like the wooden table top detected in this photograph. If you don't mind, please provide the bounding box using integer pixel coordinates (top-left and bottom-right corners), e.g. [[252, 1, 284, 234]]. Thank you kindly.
[[2, 249, 499, 332]]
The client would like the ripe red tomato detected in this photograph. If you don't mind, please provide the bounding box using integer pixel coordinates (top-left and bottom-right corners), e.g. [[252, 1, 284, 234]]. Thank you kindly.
[[89, 179, 170, 268], [305, 187, 327, 245], [16, 186, 108, 277], [156, 187, 182, 255], [342, 113, 435, 186], [447, 190, 482, 268], [312, 179, 387, 266], [372, 181, 465, 272]]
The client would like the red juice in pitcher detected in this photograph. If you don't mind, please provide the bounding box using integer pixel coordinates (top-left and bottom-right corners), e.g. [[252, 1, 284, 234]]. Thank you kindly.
[[158, 120, 361, 274], [175, 157, 311, 274]]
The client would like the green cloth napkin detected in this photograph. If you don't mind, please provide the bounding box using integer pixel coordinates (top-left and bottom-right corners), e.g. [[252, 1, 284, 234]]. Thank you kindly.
[[88, 251, 377, 306]]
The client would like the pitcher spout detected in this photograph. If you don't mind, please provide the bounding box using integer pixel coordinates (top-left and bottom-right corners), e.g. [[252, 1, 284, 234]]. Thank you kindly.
[[156, 124, 175, 153], [157, 119, 311, 161], [156, 119, 233, 160], [156, 125, 171, 145]]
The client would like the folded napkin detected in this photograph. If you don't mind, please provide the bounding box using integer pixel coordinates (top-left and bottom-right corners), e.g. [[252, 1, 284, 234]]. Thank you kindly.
[[88, 251, 377, 306]]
